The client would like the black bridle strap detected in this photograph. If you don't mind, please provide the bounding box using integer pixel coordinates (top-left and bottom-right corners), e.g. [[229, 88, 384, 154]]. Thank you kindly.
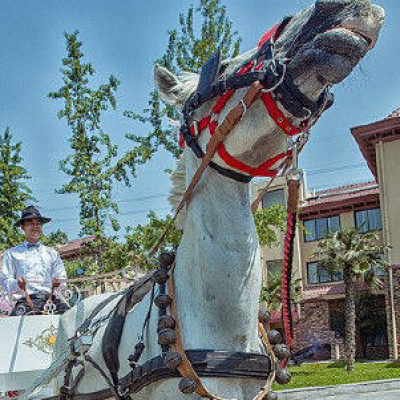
[[181, 125, 252, 183], [183, 67, 282, 118]]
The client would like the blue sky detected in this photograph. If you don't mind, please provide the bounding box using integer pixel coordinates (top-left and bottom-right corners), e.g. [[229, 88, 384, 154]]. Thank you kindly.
[[0, 0, 398, 239]]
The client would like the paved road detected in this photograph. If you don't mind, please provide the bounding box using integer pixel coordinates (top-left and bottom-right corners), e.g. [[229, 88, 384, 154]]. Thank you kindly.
[[278, 380, 400, 400], [328, 389, 400, 399]]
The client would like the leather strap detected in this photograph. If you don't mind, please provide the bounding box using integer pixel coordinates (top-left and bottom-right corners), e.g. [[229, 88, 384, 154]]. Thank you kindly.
[[287, 179, 300, 214], [282, 178, 301, 350], [46, 350, 272, 400], [23, 287, 35, 313], [253, 323, 276, 400]]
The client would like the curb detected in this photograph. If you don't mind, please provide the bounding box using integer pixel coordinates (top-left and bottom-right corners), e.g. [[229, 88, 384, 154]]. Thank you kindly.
[[276, 378, 400, 399]]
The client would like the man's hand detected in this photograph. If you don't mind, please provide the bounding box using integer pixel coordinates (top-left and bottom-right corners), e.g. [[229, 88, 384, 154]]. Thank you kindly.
[[17, 277, 27, 290], [52, 278, 61, 288]]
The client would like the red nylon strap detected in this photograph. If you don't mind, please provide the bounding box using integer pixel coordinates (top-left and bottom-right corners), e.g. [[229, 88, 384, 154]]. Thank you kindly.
[[183, 89, 300, 177], [208, 120, 291, 178], [258, 24, 278, 48], [282, 211, 296, 349], [212, 90, 235, 114], [261, 93, 302, 136], [190, 115, 211, 136]]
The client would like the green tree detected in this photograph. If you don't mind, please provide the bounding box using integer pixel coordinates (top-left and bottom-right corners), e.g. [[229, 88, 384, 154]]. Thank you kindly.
[[125, 211, 183, 269], [42, 229, 69, 247], [0, 127, 35, 249], [260, 270, 302, 311], [315, 228, 388, 372], [49, 31, 142, 273], [125, 0, 242, 161], [254, 205, 287, 247]]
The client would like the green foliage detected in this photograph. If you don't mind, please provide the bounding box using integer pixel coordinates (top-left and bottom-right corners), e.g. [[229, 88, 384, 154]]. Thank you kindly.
[[315, 228, 388, 286], [64, 211, 182, 277], [48, 31, 137, 239], [260, 270, 301, 311], [93, 236, 133, 273], [42, 229, 69, 247], [124, 0, 242, 162], [253, 205, 287, 247], [0, 127, 35, 249], [63, 256, 106, 286], [125, 211, 182, 269]]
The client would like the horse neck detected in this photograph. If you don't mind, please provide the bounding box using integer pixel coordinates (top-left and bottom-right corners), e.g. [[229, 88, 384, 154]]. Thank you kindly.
[[182, 148, 256, 251], [174, 149, 261, 352]]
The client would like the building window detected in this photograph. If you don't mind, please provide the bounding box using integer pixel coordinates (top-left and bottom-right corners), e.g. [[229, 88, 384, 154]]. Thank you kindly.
[[355, 208, 381, 233], [307, 262, 343, 284], [263, 189, 285, 209], [303, 215, 340, 242]]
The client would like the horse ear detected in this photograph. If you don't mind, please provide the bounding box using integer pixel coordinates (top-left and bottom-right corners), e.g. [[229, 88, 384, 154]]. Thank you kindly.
[[154, 64, 185, 107]]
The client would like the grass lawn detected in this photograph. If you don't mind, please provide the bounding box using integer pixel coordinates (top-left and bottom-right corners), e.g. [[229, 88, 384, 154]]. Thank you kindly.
[[273, 362, 400, 391]]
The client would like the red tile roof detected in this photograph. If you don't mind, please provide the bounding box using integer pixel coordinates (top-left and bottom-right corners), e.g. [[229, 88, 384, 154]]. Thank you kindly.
[[58, 236, 97, 259], [300, 181, 380, 219]]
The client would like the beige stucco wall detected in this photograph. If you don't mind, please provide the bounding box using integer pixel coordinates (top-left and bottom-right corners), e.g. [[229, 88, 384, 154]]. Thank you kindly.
[[376, 139, 400, 264]]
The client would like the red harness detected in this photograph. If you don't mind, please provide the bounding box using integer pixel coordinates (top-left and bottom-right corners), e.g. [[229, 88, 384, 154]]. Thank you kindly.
[[179, 25, 309, 178]]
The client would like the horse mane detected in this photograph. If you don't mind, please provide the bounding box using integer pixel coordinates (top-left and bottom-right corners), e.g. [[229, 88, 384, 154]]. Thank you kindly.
[[168, 48, 258, 227]]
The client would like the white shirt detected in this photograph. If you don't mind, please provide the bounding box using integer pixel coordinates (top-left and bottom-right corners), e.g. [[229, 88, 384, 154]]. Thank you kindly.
[[0, 242, 67, 299]]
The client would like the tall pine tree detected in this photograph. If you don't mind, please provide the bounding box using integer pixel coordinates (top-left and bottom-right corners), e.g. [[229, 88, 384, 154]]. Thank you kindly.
[[125, 0, 242, 161], [49, 32, 143, 275], [49, 31, 137, 239], [0, 127, 35, 249]]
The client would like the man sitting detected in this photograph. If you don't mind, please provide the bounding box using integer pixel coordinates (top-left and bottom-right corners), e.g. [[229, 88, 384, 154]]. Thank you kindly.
[[0, 206, 68, 315]]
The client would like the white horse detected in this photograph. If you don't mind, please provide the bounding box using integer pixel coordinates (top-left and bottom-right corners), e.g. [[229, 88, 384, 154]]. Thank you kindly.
[[49, 1, 385, 399]]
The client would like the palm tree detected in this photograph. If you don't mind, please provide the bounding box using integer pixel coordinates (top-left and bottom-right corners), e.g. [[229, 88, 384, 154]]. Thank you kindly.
[[315, 228, 388, 372], [260, 270, 302, 311]]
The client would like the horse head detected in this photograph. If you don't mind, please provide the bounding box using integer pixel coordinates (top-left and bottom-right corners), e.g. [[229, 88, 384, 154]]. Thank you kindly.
[[155, 0, 384, 177]]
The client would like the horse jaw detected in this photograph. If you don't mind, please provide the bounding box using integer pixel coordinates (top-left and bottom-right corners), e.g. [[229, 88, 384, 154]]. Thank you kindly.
[[277, 1, 385, 99]]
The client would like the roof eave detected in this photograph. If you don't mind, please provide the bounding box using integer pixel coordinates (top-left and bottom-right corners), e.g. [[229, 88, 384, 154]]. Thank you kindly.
[[351, 117, 400, 179]]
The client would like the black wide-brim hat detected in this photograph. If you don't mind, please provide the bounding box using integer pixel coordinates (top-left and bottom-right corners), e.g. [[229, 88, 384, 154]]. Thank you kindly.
[[14, 205, 51, 227]]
